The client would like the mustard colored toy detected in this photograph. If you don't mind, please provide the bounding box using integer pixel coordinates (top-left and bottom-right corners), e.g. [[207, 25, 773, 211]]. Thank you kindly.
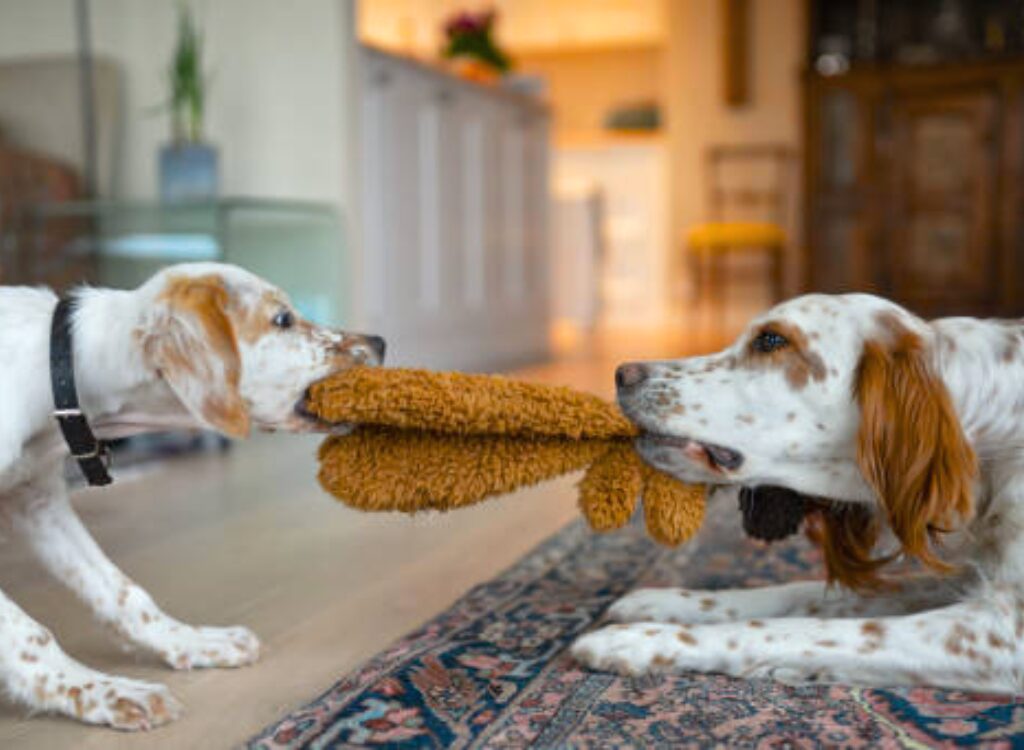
[[308, 367, 707, 546]]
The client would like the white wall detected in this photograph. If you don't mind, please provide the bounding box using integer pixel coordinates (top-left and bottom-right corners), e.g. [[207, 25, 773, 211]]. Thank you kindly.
[[0, 0, 359, 207]]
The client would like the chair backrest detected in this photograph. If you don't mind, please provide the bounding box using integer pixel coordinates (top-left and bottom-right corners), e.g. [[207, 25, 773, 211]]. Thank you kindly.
[[705, 144, 795, 225]]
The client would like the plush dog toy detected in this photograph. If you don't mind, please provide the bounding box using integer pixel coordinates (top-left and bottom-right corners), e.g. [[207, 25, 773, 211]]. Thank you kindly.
[[307, 368, 707, 545]]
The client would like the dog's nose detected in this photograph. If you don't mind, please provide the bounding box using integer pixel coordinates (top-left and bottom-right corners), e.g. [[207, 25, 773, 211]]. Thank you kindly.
[[616, 362, 649, 391], [365, 335, 386, 362]]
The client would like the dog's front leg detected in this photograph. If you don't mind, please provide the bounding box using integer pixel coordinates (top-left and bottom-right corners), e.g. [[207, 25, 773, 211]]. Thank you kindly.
[[573, 596, 1021, 693], [0, 583, 181, 729], [607, 577, 960, 625], [8, 479, 259, 670]]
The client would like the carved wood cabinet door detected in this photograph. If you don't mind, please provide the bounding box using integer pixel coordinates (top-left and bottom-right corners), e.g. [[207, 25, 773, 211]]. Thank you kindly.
[[806, 86, 875, 296], [883, 90, 999, 315]]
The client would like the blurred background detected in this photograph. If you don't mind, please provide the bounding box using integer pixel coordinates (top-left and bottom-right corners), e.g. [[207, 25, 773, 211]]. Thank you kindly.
[[5, 4, 1024, 741], [2, 0, 1023, 370]]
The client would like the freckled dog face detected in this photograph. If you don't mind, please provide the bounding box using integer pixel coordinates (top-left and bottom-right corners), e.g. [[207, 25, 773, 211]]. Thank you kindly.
[[229, 283, 385, 433], [616, 294, 911, 500], [143, 267, 384, 436]]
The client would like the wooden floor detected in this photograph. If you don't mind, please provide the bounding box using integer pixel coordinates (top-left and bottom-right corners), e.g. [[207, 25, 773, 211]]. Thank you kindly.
[[0, 327, 707, 749]]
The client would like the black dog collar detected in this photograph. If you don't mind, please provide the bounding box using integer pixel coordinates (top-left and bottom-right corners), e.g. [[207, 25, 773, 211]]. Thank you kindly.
[[50, 297, 112, 486]]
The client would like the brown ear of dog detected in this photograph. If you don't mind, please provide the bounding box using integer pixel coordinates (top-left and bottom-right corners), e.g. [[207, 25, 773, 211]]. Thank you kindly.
[[852, 328, 976, 580], [144, 275, 250, 438]]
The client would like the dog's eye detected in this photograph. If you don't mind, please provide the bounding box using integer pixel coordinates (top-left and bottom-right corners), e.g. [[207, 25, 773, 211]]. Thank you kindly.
[[751, 330, 789, 353], [272, 310, 294, 330]]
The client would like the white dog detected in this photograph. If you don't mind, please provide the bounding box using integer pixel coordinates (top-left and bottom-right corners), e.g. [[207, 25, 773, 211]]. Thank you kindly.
[[0, 263, 382, 729], [573, 293, 1024, 693]]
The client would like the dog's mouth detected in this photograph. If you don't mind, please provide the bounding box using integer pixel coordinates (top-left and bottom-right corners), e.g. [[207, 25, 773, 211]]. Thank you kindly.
[[637, 431, 745, 473], [294, 392, 327, 425], [293, 387, 353, 434]]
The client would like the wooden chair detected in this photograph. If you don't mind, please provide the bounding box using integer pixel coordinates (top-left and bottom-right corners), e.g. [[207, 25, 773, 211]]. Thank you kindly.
[[686, 144, 795, 339]]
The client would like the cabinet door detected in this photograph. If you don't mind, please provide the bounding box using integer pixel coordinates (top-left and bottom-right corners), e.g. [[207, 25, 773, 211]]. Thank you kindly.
[[885, 90, 999, 315], [806, 86, 878, 294]]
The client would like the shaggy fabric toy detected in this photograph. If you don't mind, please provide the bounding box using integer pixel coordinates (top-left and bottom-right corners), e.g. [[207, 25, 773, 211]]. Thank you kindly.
[[308, 367, 707, 545]]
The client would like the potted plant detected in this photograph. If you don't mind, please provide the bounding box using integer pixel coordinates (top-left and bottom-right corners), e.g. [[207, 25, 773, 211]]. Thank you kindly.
[[158, 4, 218, 201], [441, 10, 511, 84]]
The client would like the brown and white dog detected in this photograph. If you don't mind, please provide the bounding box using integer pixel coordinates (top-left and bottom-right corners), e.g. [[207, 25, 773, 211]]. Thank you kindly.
[[573, 293, 1024, 693], [0, 263, 383, 729]]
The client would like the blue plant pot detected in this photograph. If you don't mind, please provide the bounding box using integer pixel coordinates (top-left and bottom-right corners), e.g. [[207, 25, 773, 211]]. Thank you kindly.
[[159, 142, 219, 201]]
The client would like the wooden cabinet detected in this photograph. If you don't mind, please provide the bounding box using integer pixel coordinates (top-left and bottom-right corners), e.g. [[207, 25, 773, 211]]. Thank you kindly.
[[360, 47, 551, 369], [804, 64, 1024, 317]]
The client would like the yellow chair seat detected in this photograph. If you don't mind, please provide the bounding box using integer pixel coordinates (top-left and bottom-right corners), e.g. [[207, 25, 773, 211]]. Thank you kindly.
[[687, 221, 786, 249]]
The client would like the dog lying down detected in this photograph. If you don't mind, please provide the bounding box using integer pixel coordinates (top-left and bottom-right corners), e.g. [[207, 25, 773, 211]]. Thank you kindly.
[[574, 292, 1024, 694], [0, 263, 383, 730]]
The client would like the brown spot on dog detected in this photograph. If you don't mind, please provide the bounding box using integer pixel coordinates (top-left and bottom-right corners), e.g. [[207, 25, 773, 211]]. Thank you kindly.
[[112, 697, 148, 727], [945, 623, 974, 656], [987, 632, 1012, 650], [1003, 330, 1020, 363], [700, 598, 717, 611], [743, 320, 828, 390], [965, 647, 992, 668], [861, 621, 885, 638], [677, 631, 698, 646], [748, 619, 765, 628], [68, 686, 84, 717], [816, 640, 838, 648], [736, 414, 755, 425]]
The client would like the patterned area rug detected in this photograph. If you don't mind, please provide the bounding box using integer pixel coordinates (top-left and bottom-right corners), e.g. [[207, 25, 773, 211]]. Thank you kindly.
[[248, 498, 1024, 749]]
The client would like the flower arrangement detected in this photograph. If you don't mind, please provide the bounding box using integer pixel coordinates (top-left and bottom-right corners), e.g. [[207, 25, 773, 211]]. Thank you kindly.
[[441, 10, 511, 81]]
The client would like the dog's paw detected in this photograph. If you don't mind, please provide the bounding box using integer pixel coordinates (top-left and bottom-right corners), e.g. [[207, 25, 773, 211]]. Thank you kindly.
[[70, 676, 183, 731], [571, 623, 689, 677], [157, 625, 261, 670]]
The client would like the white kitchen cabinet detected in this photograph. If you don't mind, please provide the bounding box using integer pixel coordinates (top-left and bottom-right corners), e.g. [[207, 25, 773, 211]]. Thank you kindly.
[[360, 47, 551, 370], [554, 139, 669, 328]]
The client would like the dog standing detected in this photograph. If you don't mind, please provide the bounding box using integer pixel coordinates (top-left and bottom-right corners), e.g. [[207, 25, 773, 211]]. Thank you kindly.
[[0, 263, 382, 729]]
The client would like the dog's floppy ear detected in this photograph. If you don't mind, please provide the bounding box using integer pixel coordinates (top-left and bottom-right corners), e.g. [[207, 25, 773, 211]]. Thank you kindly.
[[142, 275, 250, 438], [854, 324, 975, 573]]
